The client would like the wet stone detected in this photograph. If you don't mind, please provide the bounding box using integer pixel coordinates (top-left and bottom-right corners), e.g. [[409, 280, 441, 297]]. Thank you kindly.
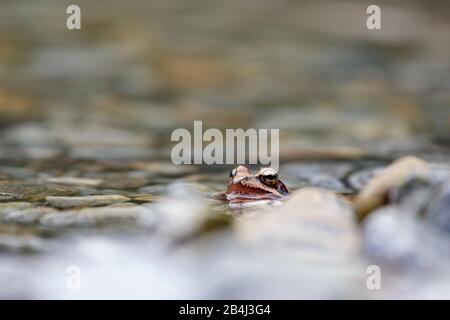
[[131, 194, 160, 203], [206, 188, 365, 299], [131, 162, 197, 177], [361, 162, 450, 234], [283, 162, 354, 193], [70, 146, 154, 161], [0, 202, 33, 215], [428, 163, 450, 181], [45, 195, 130, 208], [0, 145, 62, 160], [362, 207, 419, 266], [98, 175, 153, 190], [38, 211, 92, 228], [362, 206, 450, 268], [39, 205, 153, 228], [0, 165, 36, 179], [45, 177, 103, 187], [77, 206, 152, 225], [56, 124, 152, 148], [425, 182, 450, 235], [105, 202, 138, 208], [2, 207, 57, 225], [3, 122, 58, 146], [0, 192, 25, 202], [138, 184, 168, 195], [0, 183, 81, 202], [387, 176, 442, 214], [237, 187, 361, 254], [371, 137, 437, 158], [87, 188, 146, 200], [154, 182, 209, 237], [76, 188, 112, 197], [0, 234, 45, 254], [347, 166, 385, 191], [355, 156, 429, 218], [229, 199, 283, 211]]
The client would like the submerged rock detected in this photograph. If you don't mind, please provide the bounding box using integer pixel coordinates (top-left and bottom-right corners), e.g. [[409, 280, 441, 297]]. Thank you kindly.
[[0, 192, 25, 201], [0, 234, 45, 253], [376, 168, 450, 235], [362, 206, 450, 268], [355, 156, 429, 219], [153, 182, 210, 237], [39, 205, 153, 228], [347, 166, 384, 191], [138, 184, 168, 195], [237, 187, 360, 254], [39, 211, 92, 228], [387, 176, 442, 214], [425, 182, 450, 234], [3, 207, 57, 224], [0, 202, 32, 215], [74, 206, 152, 225], [45, 177, 103, 187], [0, 183, 81, 202], [202, 188, 366, 299], [45, 195, 130, 208], [283, 162, 354, 193], [131, 194, 160, 203], [229, 199, 283, 211], [0, 165, 35, 179], [359, 160, 450, 272]]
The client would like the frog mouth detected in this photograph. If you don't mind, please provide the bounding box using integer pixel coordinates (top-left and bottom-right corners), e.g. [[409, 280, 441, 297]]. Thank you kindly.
[[225, 192, 286, 202]]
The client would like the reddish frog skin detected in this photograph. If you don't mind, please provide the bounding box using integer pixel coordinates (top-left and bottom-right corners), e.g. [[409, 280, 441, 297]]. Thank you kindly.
[[226, 165, 289, 203]]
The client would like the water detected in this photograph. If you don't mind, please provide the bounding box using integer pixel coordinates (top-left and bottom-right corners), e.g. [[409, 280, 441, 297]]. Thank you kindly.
[[0, 0, 449, 299]]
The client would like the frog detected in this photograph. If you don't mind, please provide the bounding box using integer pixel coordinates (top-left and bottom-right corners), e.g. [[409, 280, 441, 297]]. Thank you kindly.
[[225, 165, 289, 204]]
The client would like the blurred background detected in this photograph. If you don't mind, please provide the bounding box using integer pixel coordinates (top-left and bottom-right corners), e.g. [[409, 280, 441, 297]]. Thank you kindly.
[[0, 0, 449, 299]]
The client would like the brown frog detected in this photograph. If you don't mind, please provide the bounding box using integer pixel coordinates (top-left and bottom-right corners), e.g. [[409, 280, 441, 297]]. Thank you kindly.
[[225, 165, 289, 204]]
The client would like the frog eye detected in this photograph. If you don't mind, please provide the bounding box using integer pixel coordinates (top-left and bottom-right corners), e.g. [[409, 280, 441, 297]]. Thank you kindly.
[[260, 170, 279, 185], [263, 173, 278, 181], [230, 168, 237, 178]]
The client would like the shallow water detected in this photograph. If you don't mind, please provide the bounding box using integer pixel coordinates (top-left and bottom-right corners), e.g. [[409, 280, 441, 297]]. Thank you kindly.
[[0, 0, 449, 299]]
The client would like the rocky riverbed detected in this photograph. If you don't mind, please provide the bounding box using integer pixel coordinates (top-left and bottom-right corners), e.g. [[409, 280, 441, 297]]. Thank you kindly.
[[0, 0, 449, 299]]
